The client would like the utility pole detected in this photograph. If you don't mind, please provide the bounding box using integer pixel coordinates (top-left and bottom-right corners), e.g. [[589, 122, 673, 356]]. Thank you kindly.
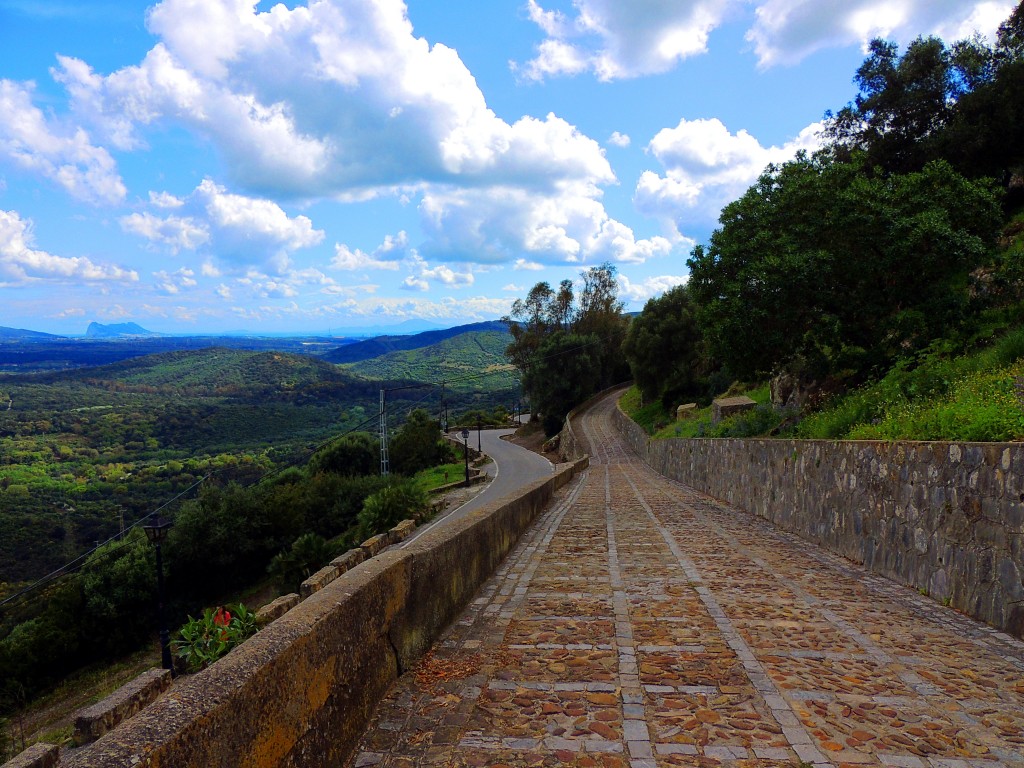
[[379, 389, 389, 477], [477, 416, 482, 452]]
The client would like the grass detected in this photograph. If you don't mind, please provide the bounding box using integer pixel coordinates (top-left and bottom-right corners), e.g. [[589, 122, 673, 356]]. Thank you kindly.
[[795, 324, 1024, 441], [621, 384, 783, 440], [414, 462, 466, 491]]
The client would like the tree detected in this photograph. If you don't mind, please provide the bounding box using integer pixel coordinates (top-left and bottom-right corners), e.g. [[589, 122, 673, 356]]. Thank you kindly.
[[824, 36, 960, 174], [687, 152, 1002, 382], [389, 409, 447, 475], [530, 332, 601, 436], [308, 432, 377, 477], [504, 262, 628, 426], [622, 285, 704, 407]]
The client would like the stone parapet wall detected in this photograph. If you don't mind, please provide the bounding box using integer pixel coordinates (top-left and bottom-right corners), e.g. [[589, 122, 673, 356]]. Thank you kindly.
[[608, 400, 1024, 638], [62, 458, 588, 768]]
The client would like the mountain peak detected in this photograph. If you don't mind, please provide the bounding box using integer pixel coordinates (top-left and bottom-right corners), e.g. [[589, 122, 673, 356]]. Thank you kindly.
[[85, 322, 160, 339]]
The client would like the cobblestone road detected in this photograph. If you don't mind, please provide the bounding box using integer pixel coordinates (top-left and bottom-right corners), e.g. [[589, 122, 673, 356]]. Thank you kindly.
[[349, 392, 1024, 768]]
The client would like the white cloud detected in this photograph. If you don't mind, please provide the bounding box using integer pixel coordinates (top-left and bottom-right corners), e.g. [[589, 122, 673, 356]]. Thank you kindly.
[[0, 79, 126, 205], [747, 0, 1015, 67], [635, 118, 824, 233], [400, 252, 474, 292], [121, 178, 324, 271], [608, 131, 631, 148], [503, 283, 525, 292], [57, 0, 613, 198], [332, 231, 407, 271], [420, 182, 674, 266], [121, 211, 209, 252], [516, 0, 739, 81], [617, 273, 689, 304], [514, 259, 545, 271], [0, 209, 137, 285], [153, 267, 197, 295]]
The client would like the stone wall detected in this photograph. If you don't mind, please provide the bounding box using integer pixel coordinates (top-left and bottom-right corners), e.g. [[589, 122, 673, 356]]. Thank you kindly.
[[62, 459, 588, 768], [607, 401, 1024, 638]]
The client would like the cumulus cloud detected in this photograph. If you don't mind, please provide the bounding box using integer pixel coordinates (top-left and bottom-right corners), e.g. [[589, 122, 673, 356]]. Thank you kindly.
[[120, 178, 324, 271], [0, 209, 137, 285], [635, 118, 824, 233], [420, 183, 674, 266], [153, 267, 197, 294], [747, 0, 1014, 67], [617, 273, 689, 304], [332, 231, 407, 271], [0, 79, 126, 205], [608, 131, 631, 148], [515, 0, 739, 81], [56, 0, 613, 198], [400, 253, 474, 292]]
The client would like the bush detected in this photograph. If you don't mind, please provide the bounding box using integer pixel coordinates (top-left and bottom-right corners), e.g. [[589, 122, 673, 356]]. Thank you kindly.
[[172, 603, 257, 673], [267, 533, 334, 594], [358, 479, 429, 537]]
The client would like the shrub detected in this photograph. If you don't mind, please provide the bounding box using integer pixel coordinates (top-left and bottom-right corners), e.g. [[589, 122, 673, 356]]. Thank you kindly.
[[358, 479, 429, 537], [267, 533, 334, 594]]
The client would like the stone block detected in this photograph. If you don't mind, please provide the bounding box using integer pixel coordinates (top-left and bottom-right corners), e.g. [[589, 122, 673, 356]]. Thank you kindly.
[[675, 403, 697, 420], [711, 396, 756, 424], [1, 743, 60, 768], [390, 519, 417, 541], [73, 667, 171, 746], [300, 565, 342, 599], [255, 593, 300, 627], [330, 547, 367, 574], [360, 533, 388, 558]]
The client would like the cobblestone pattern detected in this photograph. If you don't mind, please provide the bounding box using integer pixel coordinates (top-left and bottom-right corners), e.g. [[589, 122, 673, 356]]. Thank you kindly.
[[609, 399, 1024, 638], [349, 393, 1024, 768]]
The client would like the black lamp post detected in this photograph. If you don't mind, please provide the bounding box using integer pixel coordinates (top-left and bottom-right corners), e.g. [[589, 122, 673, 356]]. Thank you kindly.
[[461, 427, 470, 486], [143, 514, 174, 674], [477, 417, 482, 452]]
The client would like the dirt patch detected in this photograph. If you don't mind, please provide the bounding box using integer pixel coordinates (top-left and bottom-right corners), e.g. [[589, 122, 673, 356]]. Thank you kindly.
[[503, 421, 554, 458]]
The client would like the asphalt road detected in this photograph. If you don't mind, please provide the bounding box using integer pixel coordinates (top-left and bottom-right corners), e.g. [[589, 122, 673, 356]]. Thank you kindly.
[[403, 428, 553, 545]]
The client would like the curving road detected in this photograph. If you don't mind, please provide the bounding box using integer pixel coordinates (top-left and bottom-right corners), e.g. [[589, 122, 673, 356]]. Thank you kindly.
[[403, 427, 554, 545]]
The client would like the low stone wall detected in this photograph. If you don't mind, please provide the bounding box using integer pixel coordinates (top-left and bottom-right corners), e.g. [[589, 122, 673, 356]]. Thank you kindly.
[[608, 400, 1024, 638], [62, 458, 587, 768]]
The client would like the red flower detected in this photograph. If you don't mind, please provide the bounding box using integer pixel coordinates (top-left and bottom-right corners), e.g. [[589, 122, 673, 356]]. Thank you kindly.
[[213, 607, 231, 626]]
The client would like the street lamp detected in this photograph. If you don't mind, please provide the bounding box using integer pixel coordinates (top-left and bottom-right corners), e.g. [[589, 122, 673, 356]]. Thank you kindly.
[[461, 427, 470, 486], [143, 514, 174, 675]]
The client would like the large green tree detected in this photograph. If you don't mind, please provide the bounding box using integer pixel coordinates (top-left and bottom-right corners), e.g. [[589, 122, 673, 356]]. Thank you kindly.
[[687, 153, 1002, 381], [504, 263, 627, 429], [622, 285, 704, 407]]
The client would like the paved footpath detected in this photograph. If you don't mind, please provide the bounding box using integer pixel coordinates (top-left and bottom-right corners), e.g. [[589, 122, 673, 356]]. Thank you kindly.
[[350, 392, 1024, 768]]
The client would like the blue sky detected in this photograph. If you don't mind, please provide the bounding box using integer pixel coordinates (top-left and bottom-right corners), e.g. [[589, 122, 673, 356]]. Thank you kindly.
[[0, 0, 1014, 335]]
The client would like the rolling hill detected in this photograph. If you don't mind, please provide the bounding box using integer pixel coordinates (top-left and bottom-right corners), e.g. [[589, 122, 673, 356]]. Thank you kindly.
[[342, 328, 517, 395], [323, 320, 508, 364]]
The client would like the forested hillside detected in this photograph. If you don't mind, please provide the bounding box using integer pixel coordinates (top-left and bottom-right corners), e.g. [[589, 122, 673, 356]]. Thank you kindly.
[[323, 320, 508, 364], [343, 329, 516, 397]]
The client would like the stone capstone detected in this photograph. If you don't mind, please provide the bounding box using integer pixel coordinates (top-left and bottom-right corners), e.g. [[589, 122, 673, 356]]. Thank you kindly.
[[711, 396, 756, 424], [1, 742, 60, 768], [72, 668, 171, 746]]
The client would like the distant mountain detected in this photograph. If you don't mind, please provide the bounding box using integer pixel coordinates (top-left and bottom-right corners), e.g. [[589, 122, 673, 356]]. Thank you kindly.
[[85, 321, 161, 339], [323, 320, 508, 364], [0, 326, 64, 341]]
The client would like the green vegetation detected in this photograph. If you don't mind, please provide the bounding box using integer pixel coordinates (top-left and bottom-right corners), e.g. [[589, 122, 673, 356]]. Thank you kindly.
[[794, 322, 1024, 441], [172, 604, 257, 673], [344, 330, 518, 408], [0, 338, 495, 722], [505, 263, 630, 435], [617, 6, 1024, 446]]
